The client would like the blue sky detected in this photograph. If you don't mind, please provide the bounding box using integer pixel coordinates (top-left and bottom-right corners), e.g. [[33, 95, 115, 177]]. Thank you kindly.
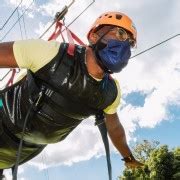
[[0, 0, 180, 179]]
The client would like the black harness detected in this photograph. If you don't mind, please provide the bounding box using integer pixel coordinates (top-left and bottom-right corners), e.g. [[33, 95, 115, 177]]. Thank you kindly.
[[0, 43, 117, 180]]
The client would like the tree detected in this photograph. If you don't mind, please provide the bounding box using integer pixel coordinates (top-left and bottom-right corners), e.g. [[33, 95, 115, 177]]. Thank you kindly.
[[119, 140, 158, 180], [119, 140, 180, 180], [132, 140, 159, 163], [148, 145, 174, 179], [172, 147, 180, 179]]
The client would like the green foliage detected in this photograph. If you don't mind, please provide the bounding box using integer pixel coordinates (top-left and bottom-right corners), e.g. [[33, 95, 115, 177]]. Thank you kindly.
[[120, 165, 150, 180], [147, 145, 174, 179], [119, 140, 180, 180], [172, 147, 180, 179], [132, 140, 160, 163]]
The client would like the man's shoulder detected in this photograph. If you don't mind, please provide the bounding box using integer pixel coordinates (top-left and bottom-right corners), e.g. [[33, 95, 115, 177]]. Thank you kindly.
[[13, 39, 62, 72]]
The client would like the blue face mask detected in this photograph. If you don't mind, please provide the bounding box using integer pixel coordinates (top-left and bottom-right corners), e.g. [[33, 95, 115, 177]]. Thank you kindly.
[[97, 39, 131, 73]]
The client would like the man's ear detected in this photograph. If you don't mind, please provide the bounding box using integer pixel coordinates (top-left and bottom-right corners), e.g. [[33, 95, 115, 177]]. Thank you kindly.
[[88, 32, 99, 44]]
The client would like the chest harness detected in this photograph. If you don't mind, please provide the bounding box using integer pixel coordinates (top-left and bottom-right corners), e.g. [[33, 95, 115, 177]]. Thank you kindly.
[[0, 41, 117, 180]]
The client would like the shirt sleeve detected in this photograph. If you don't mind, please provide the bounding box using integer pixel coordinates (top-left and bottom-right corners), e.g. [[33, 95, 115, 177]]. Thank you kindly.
[[13, 39, 60, 72], [103, 79, 121, 114]]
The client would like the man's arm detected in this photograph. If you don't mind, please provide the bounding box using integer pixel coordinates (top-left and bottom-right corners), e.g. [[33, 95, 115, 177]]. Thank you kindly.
[[105, 113, 131, 157], [0, 42, 18, 68], [105, 112, 143, 168]]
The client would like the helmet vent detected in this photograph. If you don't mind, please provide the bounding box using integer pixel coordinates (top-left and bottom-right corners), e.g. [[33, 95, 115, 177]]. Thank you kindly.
[[108, 15, 112, 18], [116, 14, 122, 20]]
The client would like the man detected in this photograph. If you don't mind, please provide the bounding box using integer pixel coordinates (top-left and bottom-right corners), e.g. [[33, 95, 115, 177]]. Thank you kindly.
[[0, 11, 143, 177]]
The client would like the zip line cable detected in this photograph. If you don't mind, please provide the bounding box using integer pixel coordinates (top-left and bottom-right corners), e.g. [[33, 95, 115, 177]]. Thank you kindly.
[[0, 70, 12, 81], [39, 0, 75, 39], [65, 0, 95, 29], [0, 0, 34, 42], [0, 0, 23, 30], [17, 8, 23, 40], [16, 0, 26, 40], [131, 34, 180, 59], [53, 0, 95, 40], [41, 151, 50, 180], [39, 0, 95, 39], [22, 12, 28, 39]]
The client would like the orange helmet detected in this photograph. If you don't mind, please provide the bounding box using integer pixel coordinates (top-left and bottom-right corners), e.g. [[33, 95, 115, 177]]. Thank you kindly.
[[87, 11, 137, 42]]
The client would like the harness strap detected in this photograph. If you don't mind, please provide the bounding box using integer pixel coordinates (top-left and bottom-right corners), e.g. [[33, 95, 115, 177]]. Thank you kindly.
[[12, 102, 34, 180], [68, 29, 85, 46], [12, 73, 46, 180], [48, 21, 86, 56], [5, 69, 16, 87], [48, 21, 63, 41], [0, 169, 4, 180], [95, 112, 112, 180]]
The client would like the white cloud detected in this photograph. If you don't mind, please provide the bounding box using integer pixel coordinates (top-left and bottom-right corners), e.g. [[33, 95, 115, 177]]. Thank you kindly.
[[5, 0, 36, 20], [3, 166, 25, 180], [115, 38, 180, 131], [34, 21, 54, 40], [38, 0, 70, 17], [28, 118, 107, 169], [8, 0, 34, 9]]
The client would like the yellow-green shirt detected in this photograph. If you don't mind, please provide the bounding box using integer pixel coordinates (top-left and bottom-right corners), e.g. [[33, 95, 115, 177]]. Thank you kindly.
[[13, 39, 120, 114]]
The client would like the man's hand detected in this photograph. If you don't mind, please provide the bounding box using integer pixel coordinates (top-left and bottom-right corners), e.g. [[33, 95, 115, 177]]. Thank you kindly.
[[122, 153, 144, 169], [125, 159, 144, 169]]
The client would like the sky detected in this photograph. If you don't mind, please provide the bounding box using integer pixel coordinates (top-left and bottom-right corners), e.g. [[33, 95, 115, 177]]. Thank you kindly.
[[0, 0, 180, 179]]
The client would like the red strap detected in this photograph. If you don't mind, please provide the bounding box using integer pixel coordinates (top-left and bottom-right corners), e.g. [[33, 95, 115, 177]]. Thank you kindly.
[[48, 21, 63, 41], [67, 44, 75, 56], [65, 27, 86, 56], [68, 30, 86, 46], [66, 27, 74, 44], [65, 27, 75, 56], [6, 69, 16, 87], [48, 21, 86, 56]]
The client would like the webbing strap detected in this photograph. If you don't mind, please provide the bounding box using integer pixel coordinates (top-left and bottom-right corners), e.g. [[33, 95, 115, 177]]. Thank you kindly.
[[65, 27, 75, 56], [68, 29, 85, 45], [0, 169, 3, 177], [95, 112, 112, 180], [12, 92, 45, 180], [12, 103, 34, 180], [5, 69, 16, 87], [48, 21, 63, 41], [48, 21, 86, 56]]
